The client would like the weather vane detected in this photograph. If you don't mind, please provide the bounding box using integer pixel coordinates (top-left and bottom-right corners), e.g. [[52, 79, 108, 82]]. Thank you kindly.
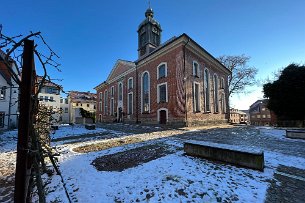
[[148, 0, 151, 8]]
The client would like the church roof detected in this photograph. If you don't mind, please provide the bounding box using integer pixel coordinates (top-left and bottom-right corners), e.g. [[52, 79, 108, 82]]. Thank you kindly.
[[106, 59, 135, 82], [135, 33, 230, 74], [99, 34, 230, 87]]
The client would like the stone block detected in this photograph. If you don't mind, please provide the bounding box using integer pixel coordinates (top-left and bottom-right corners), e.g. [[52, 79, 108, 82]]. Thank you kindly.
[[286, 130, 305, 140], [184, 141, 264, 171]]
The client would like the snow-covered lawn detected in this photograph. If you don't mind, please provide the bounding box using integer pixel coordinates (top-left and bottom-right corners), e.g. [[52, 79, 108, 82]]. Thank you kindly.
[[1, 125, 305, 202], [45, 125, 305, 203]]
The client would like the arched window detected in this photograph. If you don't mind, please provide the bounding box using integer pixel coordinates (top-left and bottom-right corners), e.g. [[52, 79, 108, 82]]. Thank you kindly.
[[204, 69, 210, 112], [193, 82, 200, 112], [128, 77, 133, 89], [104, 90, 108, 115], [157, 63, 167, 79], [142, 72, 150, 113], [118, 82, 123, 101], [214, 74, 219, 112], [193, 61, 200, 77]]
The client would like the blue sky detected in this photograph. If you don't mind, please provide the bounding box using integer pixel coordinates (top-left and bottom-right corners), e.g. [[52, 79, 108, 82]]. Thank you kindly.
[[1, 0, 305, 109]]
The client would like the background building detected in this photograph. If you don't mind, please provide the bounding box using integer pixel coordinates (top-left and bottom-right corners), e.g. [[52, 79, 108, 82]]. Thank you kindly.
[[229, 108, 248, 124], [0, 49, 20, 129], [37, 76, 61, 124], [60, 97, 69, 123], [240, 110, 250, 124], [68, 91, 96, 124], [95, 8, 231, 126], [249, 99, 276, 126]]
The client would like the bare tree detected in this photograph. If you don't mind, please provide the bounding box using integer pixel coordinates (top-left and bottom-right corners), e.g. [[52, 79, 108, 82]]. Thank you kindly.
[[1, 26, 63, 202], [218, 55, 258, 97]]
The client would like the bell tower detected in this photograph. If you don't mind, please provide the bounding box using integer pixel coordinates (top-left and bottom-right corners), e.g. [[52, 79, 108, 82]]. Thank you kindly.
[[137, 7, 162, 58]]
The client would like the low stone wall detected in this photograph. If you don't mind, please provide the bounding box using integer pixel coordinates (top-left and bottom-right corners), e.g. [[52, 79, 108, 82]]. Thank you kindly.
[[184, 141, 264, 171], [286, 130, 305, 140]]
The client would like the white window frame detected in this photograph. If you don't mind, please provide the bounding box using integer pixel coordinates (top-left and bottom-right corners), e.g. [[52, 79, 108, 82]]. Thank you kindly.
[[111, 86, 115, 97], [99, 102, 102, 112], [141, 71, 150, 113], [193, 81, 201, 112], [157, 62, 167, 79], [193, 61, 200, 77], [213, 73, 219, 113], [204, 68, 211, 112], [127, 92, 133, 115], [99, 92, 102, 101], [128, 77, 133, 89], [157, 82, 168, 103], [104, 90, 108, 115], [110, 98, 114, 115], [118, 82, 123, 101]]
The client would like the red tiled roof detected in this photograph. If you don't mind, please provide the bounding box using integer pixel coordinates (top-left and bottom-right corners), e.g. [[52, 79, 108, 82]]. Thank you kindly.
[[69, 91, 97, 103], [37, 76, 61, 88]]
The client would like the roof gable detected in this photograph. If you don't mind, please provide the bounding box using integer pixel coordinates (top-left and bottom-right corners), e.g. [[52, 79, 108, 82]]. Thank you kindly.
[[106, 60, 135, 82]]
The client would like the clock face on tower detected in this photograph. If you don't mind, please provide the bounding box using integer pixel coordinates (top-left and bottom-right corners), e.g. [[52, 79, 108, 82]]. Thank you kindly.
[[152, 26, 159, 35]]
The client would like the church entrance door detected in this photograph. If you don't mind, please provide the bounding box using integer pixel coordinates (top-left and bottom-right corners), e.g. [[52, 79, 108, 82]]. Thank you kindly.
[[159, 110, 167, 124]]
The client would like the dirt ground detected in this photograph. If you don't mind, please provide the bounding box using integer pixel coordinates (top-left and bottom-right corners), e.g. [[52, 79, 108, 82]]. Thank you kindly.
[[73, 123, 233, 154], [0, 151, 16, 202], [92, 143, 180, 172]]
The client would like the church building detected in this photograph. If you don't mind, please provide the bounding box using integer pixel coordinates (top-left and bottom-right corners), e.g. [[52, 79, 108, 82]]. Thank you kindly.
[[94, 8, 231, 126]]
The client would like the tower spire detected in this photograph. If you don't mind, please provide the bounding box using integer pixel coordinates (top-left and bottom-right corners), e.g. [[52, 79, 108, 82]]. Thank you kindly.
[[138, 2, 162, 57]]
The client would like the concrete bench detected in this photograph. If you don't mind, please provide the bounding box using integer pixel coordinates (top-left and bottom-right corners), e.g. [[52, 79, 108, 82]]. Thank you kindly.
[[184, 141, 264, 171], [286, 130, 305, 140]]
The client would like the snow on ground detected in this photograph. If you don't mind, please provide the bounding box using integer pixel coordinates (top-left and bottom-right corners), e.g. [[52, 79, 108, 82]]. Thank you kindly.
[[51, 125, 108, 140], [2, 125, 305, 202], [0, 130, 18, 203], [0, 130, 18, 152], [258, 127, 305, 146], [57, 148, 272, 202], [43, 126, 305, 203]]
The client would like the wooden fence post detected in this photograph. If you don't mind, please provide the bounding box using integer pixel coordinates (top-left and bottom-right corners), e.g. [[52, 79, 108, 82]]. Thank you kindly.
[[14, 40, 35, 203]]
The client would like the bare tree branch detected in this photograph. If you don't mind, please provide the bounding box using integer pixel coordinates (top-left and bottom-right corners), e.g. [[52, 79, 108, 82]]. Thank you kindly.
[[218, 55, 258, 97]]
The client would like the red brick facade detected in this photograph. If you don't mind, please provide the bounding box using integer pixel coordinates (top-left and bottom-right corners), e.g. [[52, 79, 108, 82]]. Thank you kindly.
[[249, 99, 277, 126], [95, 35, 230, 126]]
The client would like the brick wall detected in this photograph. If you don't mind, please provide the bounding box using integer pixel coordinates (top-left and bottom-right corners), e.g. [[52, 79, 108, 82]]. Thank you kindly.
[[95, 38, 230, 126]]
